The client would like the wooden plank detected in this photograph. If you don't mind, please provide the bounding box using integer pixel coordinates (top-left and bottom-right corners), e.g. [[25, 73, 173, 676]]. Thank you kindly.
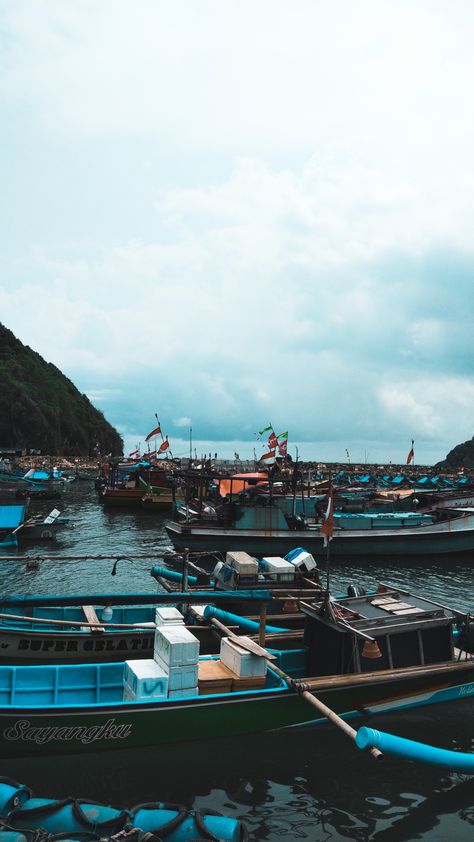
[[82, 605, 104, 632]]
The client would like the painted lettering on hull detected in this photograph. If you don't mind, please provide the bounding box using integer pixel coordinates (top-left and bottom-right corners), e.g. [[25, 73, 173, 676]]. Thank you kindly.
[[5, 636, 153, 656], [4, 718, 133, 745]]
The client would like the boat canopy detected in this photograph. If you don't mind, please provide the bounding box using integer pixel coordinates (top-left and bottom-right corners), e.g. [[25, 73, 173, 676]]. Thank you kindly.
[[215, 473, 268, 497], [0, 505, 26, 529]]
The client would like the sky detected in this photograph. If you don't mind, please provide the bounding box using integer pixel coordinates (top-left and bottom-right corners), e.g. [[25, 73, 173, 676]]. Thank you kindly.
[[1, 0, 473, 465]]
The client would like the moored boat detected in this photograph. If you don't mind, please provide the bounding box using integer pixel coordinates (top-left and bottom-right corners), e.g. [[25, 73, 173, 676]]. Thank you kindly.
[[1, 584, 474, 758]]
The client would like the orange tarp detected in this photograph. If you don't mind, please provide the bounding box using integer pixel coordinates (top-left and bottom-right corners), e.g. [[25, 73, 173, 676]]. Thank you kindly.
[[215, 473, 268, 497]]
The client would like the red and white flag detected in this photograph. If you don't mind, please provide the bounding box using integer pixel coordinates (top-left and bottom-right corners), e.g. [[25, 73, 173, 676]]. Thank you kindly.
[[278, 439, 288, 456], [158, 437, 170, 453], [260, 449, 276, 465], [145, 424, 161, 442], [406, 440, 415, 465], [268, 431, 278, 449], [128, 449, 140, 459], [320, 489, 334, 546]]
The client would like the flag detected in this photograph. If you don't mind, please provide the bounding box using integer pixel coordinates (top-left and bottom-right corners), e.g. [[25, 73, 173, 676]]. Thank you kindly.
[[158, 437, 170, 453], [259, 449, 276, 465], [276, 431, 288, 441], [278, 439, 288, 456], [145, 424, 161, 442], [128, 449, 140, 459], [406, 440, 415, 465], [268, 431, 278, 449], [258, 424, 273, 437], [320, 489, 334, 546]]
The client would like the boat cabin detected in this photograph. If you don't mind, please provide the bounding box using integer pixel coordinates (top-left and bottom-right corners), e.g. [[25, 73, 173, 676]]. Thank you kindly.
[[301, 589, 461, 677]]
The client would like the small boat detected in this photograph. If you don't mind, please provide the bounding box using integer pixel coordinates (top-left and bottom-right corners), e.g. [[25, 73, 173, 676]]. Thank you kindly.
[[1, 583, 474, 758], [17, 509, 70, 542], [0, 778, 245, 841]]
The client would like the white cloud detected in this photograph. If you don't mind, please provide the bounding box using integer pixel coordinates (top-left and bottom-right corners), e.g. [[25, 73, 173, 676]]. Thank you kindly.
[[1, 1, 474, 462]]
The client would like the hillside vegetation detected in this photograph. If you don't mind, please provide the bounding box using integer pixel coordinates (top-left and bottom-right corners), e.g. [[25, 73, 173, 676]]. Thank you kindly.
[[0, 323, 123, 456], [435, 436, 474, 471]]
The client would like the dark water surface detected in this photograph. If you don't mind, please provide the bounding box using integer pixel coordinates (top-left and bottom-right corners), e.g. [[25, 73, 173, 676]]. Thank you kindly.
[[2, 482, 474, 841]]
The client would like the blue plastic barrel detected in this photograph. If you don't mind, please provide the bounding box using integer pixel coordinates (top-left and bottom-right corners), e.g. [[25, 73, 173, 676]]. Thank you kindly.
[[131, 803, 242, 842], [0, 781, 31, 814]]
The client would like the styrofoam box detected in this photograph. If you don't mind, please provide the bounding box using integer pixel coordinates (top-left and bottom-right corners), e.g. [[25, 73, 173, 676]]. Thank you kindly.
[[154, 625, 200, 667], [123, 659, 168, 698], [155, 606, 185, 626], [288, 550, 318, 572], [123, 685, 165, 702], [225, 551, 259, 577], [154, 652, 199, 690], [168, 686, 199, 699], [261, 557, 296, 581], [220, 637, 267, 678]]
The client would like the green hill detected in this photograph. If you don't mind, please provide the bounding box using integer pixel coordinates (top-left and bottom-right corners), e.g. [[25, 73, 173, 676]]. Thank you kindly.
[[0, 323, 123, 456], [435, 436, 474, 471]]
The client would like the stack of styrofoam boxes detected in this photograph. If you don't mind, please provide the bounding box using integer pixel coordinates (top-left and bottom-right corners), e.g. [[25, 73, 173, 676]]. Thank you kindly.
[[123, 658, 168, 702], [220, 636, 267, 689], [260, 556, 296, 582], [153, 607, 200, 699], [284, 547, 319, 575]]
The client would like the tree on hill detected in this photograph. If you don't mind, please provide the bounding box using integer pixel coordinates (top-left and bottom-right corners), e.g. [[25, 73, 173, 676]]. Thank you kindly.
[[0, 323, 123, 456]]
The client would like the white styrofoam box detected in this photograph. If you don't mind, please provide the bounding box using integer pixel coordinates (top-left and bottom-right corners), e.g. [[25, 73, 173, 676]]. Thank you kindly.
[[167, 686, 199, 699], [287, 549, 318, 572], [154, 652, 199, 690], [123, 659, 168, 698], [225, 551, 259, 577], [261, 557, 296, 581], [220, 637, 267, 678], [155, 606, 185, 626], [154, 625, 200, 667]]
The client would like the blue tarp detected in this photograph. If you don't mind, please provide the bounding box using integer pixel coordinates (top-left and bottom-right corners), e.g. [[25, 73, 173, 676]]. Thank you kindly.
[[0, 505, 26, 529]]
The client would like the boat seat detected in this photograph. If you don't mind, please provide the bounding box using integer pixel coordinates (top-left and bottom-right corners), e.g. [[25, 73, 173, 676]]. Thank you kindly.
[[81, 605, 104, 633]]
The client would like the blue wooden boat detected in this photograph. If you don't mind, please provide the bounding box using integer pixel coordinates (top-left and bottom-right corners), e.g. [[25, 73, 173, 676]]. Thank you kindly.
[[0, 585, 473, 758]]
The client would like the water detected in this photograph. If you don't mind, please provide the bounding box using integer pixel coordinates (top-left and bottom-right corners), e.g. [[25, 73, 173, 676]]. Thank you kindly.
[[2, 482, 474, 841]]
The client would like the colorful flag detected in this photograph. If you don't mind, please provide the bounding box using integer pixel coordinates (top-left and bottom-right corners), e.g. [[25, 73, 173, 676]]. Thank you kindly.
[[406, 440, 415, 465], [278, 439, 288, 456], [268, 431, 278, 449], [128, 449, 140, 459], [158, 437, 170, 453], [259, 449, 276, 465], [258, 424, 273, 437], [320, 489, 334, 546], [276, 431, 288, 441], [145, 424, 161, 442]]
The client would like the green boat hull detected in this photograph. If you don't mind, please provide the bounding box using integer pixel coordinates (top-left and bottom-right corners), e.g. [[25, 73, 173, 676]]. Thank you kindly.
[[2, 663, 474, 758]]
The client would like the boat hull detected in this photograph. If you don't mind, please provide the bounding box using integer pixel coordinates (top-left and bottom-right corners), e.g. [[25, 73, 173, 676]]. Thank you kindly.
[[1, 662, 473, 758], [164, 516, 474, 558]]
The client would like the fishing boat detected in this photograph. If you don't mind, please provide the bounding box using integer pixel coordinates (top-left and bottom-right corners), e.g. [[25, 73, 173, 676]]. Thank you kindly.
[[0, 546, 322, 664], [165, 500, 474, 558], [0, 584, 473, 758]]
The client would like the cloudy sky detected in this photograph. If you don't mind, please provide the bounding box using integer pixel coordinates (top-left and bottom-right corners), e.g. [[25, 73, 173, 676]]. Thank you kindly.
[[1, 0, 473, 464]]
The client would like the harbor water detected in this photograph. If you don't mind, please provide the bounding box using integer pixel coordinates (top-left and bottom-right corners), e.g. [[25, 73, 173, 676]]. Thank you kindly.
[[2, 481, 474, 841]]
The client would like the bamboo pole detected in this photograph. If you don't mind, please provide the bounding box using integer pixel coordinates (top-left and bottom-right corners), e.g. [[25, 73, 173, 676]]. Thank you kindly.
[[207, 615, 382, 760]]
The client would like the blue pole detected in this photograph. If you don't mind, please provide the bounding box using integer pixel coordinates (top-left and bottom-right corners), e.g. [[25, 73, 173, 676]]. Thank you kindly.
[[204, 604, 290, 634], [356, 727, 474, 774]]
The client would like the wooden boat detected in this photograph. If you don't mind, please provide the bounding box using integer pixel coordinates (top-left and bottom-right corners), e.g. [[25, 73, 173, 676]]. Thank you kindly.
[[165, 501, 474, 558], [1, 585, 474, 758]]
